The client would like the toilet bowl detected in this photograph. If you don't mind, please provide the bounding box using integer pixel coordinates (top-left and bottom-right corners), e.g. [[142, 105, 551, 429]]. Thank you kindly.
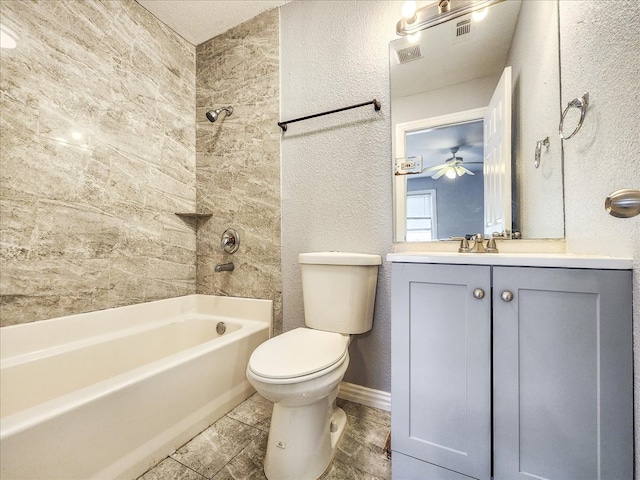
[[247, 328, 350, 480], [246, 252, 381, 480]]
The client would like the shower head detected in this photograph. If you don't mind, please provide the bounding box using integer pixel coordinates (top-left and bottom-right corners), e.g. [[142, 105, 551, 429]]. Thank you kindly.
[[206, 106, 233, 123]]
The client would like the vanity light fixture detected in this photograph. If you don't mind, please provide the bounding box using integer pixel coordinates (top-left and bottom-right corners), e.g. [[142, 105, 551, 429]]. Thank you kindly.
[[397, 0, 504, 36], [401, 1, 418, 23], [0, 24, 17, 49]]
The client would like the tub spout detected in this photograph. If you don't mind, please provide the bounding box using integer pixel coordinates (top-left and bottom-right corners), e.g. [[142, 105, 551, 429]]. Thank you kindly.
[[214, 262, 234, 272]]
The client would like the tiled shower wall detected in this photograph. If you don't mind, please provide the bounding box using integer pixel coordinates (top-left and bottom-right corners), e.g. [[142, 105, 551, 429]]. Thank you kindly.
[[195, 9, 282, 335], [0, 0, 196, 326]]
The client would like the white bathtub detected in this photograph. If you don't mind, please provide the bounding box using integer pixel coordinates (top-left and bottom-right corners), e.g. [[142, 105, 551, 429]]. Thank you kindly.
[[0, 294, 271, 480]]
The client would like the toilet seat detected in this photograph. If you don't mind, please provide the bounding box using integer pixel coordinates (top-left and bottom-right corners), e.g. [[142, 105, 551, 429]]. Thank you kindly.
[[248, 328, 348, 381]]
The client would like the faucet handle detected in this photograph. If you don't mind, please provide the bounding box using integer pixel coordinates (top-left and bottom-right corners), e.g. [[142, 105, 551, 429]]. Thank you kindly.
[[458, 238, 470, 253], [486, 237, 499, 253]]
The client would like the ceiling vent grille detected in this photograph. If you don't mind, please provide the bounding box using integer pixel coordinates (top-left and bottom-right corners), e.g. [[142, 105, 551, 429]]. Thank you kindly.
[[456, 19, 471, 36], [396, 45, 422, 64]]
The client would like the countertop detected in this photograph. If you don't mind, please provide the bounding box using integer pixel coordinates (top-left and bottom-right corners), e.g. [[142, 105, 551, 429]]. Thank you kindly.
[[386, 252, 633, 270]]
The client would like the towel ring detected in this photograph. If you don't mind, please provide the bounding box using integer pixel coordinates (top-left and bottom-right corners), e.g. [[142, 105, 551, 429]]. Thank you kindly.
[[559, 92, 589, 140]]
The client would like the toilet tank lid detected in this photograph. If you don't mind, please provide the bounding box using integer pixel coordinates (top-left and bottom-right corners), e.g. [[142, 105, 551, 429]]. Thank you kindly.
[[299, 252, 382, 266]]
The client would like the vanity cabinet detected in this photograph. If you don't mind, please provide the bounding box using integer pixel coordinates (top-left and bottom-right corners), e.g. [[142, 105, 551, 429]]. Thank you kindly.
[[391, 262, 633, 480]]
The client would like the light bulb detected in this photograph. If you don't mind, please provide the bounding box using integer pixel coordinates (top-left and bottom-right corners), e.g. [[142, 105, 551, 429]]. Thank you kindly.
[[445, 168, 457, 179], [402, 1, 417, 20]]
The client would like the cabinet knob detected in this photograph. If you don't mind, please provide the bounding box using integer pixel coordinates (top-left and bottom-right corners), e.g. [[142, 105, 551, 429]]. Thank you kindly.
[[501, 291, 514, 302], [473, 288, 485, 299]]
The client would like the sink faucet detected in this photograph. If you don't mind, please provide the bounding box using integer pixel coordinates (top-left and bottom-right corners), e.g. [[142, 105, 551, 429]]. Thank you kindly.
[[456, 234, 499, 253]]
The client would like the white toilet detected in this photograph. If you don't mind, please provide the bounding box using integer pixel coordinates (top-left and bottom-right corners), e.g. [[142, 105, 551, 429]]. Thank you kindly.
[[246, 251, 382, 480]]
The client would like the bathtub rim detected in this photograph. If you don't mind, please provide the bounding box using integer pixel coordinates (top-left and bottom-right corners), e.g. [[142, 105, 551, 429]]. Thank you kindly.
[[0, 316, 268, 439], [0, 294, 273, 360]]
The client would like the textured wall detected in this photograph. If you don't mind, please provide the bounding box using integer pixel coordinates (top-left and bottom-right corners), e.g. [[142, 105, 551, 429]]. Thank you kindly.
[[280, 1, 398, 392], [0, 0, 196, 326], [558, 0, 640, 473], [195, 9, 282, 334]]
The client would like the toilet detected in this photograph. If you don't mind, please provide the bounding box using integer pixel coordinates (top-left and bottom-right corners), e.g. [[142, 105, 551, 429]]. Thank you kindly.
[[246, 251, 382, 480]]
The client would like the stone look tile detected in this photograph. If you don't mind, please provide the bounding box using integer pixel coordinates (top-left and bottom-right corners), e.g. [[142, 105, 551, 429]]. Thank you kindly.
[[321, 460, 389, 480], [0, 0, 196, 326], [334, 399, 392, 479], [138, 458, 206, 480], [170, 416, 262, 478], [211, 430, 269, 480], [141, 394, 391, 480], [195, 8, 282, 337], [227, 393, 273, 433]]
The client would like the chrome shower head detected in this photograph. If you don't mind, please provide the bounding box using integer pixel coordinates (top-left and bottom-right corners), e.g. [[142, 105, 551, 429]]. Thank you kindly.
[[206, 106, 233, 123]]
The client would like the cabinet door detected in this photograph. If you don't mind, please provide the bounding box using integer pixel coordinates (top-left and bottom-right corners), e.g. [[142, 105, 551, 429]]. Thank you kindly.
[[493, 267, 633, 480], [391, 263, 491, 480]]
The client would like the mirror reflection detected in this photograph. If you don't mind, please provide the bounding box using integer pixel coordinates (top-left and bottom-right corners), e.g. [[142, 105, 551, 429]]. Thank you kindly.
[[390, 0, 564, 242]]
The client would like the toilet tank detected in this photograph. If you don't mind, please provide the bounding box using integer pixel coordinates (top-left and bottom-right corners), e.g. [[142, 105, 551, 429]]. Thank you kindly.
[[298, 252, 382, 334]]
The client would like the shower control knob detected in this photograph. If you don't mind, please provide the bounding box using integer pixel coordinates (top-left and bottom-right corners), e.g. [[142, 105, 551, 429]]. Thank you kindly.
[[501, 291, 514, 302], [473, 288, 485, 299]]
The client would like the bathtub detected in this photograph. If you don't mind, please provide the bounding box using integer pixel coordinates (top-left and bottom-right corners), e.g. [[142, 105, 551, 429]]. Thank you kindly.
[[0, 294, 271, 480]]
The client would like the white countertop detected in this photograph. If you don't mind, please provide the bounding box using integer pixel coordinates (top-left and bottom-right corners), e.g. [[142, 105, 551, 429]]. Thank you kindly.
[[386, 252, 633, 270]]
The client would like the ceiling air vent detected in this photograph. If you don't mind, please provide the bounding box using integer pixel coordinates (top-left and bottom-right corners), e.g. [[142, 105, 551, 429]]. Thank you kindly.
[[456, 19, 471, 36], [396, 45, 422, 64]]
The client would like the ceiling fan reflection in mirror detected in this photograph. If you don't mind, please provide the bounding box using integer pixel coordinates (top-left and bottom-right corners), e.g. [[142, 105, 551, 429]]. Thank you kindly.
[[423, 146, 481, 179]]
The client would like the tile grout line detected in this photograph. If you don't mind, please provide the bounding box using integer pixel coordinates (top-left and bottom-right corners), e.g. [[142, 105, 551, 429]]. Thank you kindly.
[[205, 416, 266, 479], [164, 456, 208, 480]]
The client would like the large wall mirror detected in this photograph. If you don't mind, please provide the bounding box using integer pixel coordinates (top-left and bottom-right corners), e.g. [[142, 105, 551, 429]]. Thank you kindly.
[[390, 0, 564, 242]]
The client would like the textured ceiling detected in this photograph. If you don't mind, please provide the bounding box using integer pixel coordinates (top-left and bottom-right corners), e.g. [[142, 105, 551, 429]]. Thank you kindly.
[[136, 0, 290, 45]]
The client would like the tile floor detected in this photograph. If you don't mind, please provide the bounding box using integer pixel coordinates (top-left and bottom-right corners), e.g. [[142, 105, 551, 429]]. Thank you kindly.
[[138, 393, 391, 480]]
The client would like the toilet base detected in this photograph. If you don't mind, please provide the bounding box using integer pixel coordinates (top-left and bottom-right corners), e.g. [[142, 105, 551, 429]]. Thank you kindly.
[[264, 399, 347, 480]]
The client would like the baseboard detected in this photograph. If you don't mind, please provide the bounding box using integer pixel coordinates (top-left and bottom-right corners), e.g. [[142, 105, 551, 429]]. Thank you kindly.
[[338, 381, 391, 411]]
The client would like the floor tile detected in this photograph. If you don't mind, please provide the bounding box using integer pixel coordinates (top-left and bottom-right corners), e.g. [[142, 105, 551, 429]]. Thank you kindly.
[[141, 393, 392, 480], [321, 459, 388, 480], [170, 416, 262, 478], [211, 430, 269, 480], [227, 392, 273, 432], [137, 457, 206, 480], [334, 400, 392, 479]]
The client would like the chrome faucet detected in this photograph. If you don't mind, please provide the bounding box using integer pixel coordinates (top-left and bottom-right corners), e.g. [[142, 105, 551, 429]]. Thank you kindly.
[[456, 233, 499, 253], [214, 262, 234, 272]]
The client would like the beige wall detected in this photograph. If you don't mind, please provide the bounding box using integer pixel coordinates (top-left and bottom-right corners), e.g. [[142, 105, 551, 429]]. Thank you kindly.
[[194, 9, 282, 334], [0, 0, 196, 326]]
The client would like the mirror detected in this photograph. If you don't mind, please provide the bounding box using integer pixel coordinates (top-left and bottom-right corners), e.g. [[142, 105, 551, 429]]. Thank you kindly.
[[390, 0, 564, 242]]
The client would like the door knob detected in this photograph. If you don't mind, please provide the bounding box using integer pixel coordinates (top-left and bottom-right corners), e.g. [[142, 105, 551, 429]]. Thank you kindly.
[[501, 291, 514, 302], [473, 288, 485, 299]]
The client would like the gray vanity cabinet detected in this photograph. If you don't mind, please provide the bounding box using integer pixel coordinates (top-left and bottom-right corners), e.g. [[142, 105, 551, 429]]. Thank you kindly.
[[391, 263, 492, 480], [391, 262, 633, 480], [492, 266, 633, 480]]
